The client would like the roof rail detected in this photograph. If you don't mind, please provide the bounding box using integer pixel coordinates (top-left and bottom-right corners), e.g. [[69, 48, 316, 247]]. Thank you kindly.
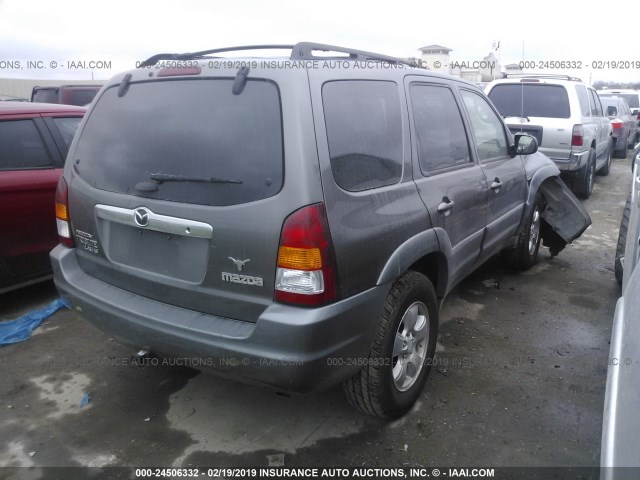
[[504, 73, 583, 82], [139, 42, 414, 68], [290, 42, 413, 66]]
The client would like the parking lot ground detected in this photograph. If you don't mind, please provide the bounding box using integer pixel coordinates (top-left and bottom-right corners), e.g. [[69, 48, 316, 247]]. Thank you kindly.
[[0, 153, 630, 472]]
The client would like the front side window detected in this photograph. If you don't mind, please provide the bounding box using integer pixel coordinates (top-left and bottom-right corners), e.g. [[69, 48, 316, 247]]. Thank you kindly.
[[322, 81, 403, 192], [410, 84, 471, 173], [0, 119, 52, 170], [461, 89, 510, 161]]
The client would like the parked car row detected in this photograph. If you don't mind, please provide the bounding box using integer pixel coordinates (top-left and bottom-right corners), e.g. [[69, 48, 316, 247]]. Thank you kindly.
[[49, 42, 591, 419]]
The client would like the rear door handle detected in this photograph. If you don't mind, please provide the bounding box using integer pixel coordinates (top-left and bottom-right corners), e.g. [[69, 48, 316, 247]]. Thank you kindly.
[[490, 178, 502, 192], [437, 197, 455, 215]]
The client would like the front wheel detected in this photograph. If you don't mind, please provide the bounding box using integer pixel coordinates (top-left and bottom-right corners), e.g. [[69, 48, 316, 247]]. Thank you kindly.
[[505, 193, 544, 270], [343, 271, 438, 419]]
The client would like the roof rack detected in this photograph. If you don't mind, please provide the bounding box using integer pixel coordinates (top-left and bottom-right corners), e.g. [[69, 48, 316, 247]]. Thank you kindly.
[[504, 73, 583, 82], [139, 42, 414, 68]]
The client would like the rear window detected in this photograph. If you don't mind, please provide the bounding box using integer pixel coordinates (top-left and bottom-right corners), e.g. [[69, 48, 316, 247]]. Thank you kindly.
[[322, 80, 403, 192], [67, 89, 98, 106], [599, 93, 639, 109], [73, 78, 284, 206], [488, 84, 571, 119], [32, 88, 59, 104]]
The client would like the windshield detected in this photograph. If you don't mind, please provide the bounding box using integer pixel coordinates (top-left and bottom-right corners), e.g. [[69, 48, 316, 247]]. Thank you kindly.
[[488, 84, 571, 119], [73, 78, 284, 206]]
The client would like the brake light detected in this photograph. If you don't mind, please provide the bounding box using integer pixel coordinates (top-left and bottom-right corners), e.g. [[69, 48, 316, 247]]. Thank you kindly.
[[157, 66, 201, 77], [571, 124, 584, 147], [55, 177, 74, 247], [611, 119, 623, 129], [275, 203, 338, 307]]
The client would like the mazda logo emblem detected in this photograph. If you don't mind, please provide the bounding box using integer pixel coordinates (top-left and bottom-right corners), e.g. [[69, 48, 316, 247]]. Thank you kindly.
[[134, 207, 150, 227]]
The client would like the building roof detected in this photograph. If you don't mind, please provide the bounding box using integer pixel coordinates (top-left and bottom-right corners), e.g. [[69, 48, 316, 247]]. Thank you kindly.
[[419, 45, 453, 53]]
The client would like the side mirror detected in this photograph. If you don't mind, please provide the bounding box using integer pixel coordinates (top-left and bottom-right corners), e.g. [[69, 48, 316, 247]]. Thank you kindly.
[[631, 108, 639, 116], [511, 133, 538, 156], [607, 106, 618, 117]]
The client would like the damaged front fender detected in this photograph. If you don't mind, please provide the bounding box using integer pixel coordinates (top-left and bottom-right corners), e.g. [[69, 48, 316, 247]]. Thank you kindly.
[[538, 177, 592, 256]]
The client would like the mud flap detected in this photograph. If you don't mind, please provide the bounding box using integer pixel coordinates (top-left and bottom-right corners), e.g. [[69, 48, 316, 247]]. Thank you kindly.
[[539, 177, 592, 256]]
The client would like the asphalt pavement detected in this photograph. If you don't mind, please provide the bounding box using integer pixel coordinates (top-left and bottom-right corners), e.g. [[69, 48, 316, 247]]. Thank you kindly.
[[0, 152, 630, 474]]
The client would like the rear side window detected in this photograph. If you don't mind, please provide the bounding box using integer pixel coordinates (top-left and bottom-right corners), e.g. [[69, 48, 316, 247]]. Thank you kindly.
[[588, 89, 603, 116], [0, 120, 52, 170], [410, 84, 470, 172], [322, 81, 403, 191], [74, 79, 284, 206], [32, 89, 59, 103], [575, 85, 591, 117], [488, 84, 571, 119], [52, 117, 82, 148]]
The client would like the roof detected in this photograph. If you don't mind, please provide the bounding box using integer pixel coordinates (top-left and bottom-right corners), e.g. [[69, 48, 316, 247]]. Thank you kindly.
[[418, 44, 453, 52], [0, 102, 86, 115]]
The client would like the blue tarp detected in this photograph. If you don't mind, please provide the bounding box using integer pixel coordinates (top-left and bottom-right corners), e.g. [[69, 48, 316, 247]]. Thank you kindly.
[[0, 298, 68, 346]]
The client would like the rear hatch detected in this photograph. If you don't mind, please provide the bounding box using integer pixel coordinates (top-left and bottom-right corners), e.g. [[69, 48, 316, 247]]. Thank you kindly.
[[488, 83, 573, 160], [66, 68, 318, 323]]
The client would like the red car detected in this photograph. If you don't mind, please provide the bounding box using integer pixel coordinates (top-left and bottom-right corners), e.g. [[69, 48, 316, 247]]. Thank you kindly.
[[0, 102, 85, 294]]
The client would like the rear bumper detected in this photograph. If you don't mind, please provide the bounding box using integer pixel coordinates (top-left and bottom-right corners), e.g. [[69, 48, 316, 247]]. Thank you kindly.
[[51, 245, 389, 393], [551, 149, 590, 172]]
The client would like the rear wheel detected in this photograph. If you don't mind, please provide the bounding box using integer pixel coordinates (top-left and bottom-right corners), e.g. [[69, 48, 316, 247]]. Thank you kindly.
[[574, 149, 596, 199], [615, 194, 631, 284], [597, 139, 612, 176], [343, 271, 438, 419]]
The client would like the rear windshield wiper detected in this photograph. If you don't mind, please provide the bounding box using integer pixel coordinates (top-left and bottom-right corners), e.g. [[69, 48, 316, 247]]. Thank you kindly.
[[503, 115, 530, 122], [149, 173, 242, 184], [134, 173, 242, 192]]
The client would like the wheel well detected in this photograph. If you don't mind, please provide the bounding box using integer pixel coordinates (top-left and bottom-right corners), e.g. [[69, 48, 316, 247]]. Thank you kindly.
[[408, 252, 447, 299]]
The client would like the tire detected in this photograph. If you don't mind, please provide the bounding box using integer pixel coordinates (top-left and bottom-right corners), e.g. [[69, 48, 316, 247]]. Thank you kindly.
[[505, 193, 545, 271], [597, 139, 612, 176], [615, 194, 631, 284], [573, 149, 596, 199], [343, 271, 438, 419], [613, 143, 627, 159]]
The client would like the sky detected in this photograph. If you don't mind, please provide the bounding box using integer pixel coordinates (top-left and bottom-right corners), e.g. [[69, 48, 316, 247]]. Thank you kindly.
[[0, 0, 638, 84]]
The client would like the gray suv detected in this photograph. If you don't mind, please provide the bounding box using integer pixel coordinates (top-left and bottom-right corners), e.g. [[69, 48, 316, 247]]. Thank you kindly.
[[51, 43, 591, 419], [486, 75, 613, 199]]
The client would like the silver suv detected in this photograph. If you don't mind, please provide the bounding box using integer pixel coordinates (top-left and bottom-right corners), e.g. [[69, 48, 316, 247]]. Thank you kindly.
[[51, 43, 591, 419], [486, 74, 613, 198]]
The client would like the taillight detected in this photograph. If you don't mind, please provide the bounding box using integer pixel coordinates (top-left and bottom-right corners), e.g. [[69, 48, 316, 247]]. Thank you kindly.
[[55, 177, 74, 247], [571, 124, 584, 147], [611, 119, 623, 129], [275, 203, 337, 307]]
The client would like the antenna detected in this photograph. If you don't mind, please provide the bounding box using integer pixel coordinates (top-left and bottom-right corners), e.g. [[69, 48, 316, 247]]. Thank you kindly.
[[520, 40, 525, 133]]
